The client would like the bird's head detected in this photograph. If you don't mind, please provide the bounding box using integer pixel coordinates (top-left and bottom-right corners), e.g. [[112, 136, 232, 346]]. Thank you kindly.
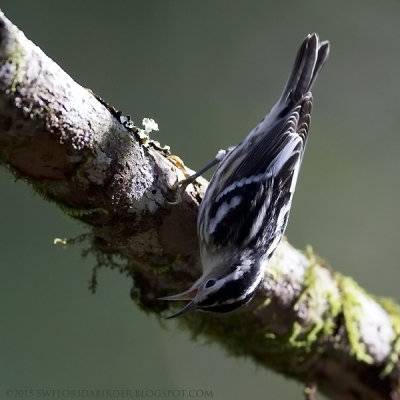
[[160, 258, 264, 318]]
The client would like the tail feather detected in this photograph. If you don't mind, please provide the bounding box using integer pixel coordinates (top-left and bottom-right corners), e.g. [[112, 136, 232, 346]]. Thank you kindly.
[[308, 39, 330, 90], [279, 33, 330, 108]]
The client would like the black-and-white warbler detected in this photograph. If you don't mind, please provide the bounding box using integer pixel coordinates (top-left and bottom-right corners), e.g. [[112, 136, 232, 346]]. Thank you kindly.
[[162, 33, 330, 318]]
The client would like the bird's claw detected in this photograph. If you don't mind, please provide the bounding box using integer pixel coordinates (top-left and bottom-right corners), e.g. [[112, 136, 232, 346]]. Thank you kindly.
[[167, 176, 195, 205]]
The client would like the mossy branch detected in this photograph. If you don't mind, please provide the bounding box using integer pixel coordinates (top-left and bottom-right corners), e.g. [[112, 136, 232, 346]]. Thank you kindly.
[[0, 11, 399, 400]]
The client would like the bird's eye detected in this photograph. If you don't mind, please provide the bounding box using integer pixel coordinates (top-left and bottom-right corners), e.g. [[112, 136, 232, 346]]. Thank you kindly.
[[205, 279, 216, 288]]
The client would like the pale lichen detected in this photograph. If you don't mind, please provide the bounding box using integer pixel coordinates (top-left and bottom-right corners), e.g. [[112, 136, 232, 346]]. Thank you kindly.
[[142, 118, 159, 134], [137, 117, 159, 144]]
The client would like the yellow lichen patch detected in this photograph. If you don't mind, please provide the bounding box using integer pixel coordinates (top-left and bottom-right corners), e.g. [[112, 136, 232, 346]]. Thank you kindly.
[[167, 155, 191, 178]]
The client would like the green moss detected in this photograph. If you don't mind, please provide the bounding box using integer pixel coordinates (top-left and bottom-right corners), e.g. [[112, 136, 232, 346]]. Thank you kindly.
[[56, 202, 108, 218], [266, 257, 284, 280], [288, 322, 307, 347], [8, 42, 25, 93], [260, 297, 272, 308], [165, 244, 399, 382], [378, 297, 400, 376], [288, 252, 341, 351], [324, 273, 342, 335], [31, 183, 109, 220], [338, 276, 373, 364], [264, 332, 276, 340]]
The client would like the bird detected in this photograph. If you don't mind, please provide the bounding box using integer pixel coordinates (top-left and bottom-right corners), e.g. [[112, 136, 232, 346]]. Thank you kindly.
[[161, 33, 330, 318]]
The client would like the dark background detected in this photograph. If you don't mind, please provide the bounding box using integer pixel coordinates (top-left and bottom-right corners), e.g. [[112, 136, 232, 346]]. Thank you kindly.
[[1, 1, 400, 399]]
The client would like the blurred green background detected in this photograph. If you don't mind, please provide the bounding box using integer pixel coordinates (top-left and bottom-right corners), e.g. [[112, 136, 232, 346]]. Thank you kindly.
[[1, 1, 400, 399]]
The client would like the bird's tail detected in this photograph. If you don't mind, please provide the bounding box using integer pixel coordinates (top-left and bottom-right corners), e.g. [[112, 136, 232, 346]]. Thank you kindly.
[[279, 33, 329, 109]]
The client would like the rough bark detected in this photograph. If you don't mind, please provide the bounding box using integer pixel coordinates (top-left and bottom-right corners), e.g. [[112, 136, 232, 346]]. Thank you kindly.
[[1, 12, 399, 400]]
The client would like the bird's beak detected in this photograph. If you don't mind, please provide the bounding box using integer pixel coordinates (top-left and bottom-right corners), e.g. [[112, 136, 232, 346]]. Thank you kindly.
[[165, 300, 197, 319], [159, 286, 198, 301], [159, 287, 199, 318]]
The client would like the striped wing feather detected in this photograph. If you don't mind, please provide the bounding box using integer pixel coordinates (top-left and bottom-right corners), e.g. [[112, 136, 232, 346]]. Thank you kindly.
[[200, 97, 312, 253]]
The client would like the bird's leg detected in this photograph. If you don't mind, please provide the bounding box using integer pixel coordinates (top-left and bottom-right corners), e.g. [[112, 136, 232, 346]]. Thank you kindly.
[[167, 158, 220, 204], [167, 148, 233, 204]]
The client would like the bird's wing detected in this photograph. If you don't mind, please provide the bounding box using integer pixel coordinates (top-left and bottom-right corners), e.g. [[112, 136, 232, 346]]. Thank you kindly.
[[198, 96, 312, 253]]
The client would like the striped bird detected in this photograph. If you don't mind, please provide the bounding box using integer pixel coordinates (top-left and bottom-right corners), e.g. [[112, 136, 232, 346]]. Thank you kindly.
[[162, 33, 329, 318]]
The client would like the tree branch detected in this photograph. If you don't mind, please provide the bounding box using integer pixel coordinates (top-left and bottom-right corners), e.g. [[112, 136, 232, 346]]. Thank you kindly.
[[1, 12, 399, 400]]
